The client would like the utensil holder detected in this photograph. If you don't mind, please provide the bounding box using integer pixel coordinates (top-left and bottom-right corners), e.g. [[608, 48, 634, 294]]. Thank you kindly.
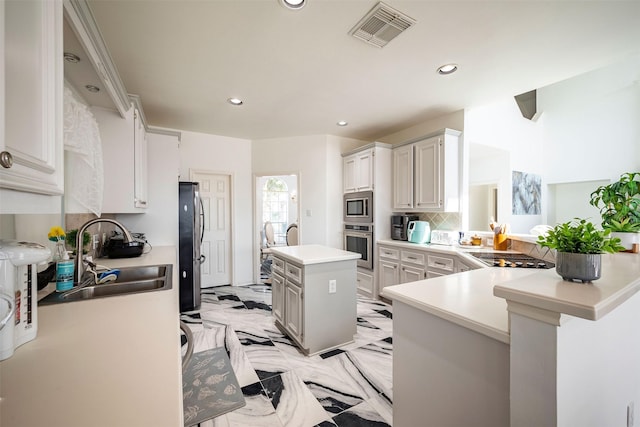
[[493, 234, 508, 250]]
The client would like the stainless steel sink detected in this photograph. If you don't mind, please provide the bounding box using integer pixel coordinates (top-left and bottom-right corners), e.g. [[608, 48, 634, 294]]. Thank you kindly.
[[40, 264, 172, 305]]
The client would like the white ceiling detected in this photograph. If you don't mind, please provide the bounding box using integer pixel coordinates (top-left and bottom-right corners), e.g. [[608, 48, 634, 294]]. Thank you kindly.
[[79, 0, 640, 141]]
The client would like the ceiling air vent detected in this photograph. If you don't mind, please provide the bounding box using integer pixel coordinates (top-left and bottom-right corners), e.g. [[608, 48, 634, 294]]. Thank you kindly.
[[349, 2, 416, 48]]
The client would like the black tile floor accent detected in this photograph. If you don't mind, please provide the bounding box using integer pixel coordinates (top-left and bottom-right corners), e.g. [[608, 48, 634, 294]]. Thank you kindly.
[[181, 284, 393, 426]]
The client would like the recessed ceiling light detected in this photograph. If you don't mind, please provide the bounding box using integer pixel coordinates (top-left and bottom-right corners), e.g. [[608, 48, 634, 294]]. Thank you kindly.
[[279, 0, 306, 10], [337, 121, 348, 127], [64, 52, 81, 63], [227, 97, 243, 106], [85, 85, 100, 93], [437, 64, 458, 75]]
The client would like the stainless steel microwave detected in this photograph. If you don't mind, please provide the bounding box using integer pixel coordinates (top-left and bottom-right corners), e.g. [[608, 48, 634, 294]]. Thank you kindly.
[[343, 191, 373, 223]]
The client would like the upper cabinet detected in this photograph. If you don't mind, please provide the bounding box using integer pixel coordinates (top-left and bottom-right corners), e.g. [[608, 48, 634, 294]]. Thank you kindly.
[[393, 129, 461, 212], [0, 0, 63, 196], [343, 148, 374, 193], [93, 105, 148, 213]]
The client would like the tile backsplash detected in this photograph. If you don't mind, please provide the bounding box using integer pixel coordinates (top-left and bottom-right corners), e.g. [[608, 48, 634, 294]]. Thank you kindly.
[[417, 212, 461, 231]]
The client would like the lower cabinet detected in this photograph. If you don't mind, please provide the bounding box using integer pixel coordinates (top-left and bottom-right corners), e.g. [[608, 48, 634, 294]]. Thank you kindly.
[[271, 254, 357, 356], [271, 272, 285, 324], [356, 269, 374, 299], [378, 243, 480, 290]]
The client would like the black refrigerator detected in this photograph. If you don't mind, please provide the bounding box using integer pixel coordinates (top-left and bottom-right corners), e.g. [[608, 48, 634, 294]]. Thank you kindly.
[[178, 182, 204, 312]]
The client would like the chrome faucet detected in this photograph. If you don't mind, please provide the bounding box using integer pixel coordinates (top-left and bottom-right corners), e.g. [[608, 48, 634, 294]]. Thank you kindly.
[[74, 218, 133, 285]]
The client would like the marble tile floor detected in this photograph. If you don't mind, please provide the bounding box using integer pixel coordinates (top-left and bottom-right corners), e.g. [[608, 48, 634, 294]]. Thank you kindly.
[[180, 284, 393, 427]]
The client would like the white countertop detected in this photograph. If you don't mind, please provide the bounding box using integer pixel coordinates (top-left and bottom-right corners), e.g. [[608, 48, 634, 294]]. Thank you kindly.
[[383, 248, 640, 344], [382, 268, 526, 344], [494, 252, 640, 321], [271, 244, 361, 265], [0, 246, 183, 427]]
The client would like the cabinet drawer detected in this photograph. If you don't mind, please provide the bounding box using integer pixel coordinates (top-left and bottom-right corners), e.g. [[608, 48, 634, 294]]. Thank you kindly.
[[379, 246, 400, 260], [273, 257, 285, 275], [356, 270, 374, 295], [401, 250, 426, 265], [427, 255, 455, 272], [285, 262, 303, 283]]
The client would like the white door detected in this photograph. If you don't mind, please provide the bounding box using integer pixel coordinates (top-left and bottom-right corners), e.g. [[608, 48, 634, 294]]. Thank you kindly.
[[191, 171, 231, 287]]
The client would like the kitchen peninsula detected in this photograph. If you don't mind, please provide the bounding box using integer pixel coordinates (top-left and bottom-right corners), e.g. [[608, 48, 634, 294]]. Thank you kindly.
[[383, 252, 640, 427], [270, 244, 360, 356], [0, 247, 182, 427]]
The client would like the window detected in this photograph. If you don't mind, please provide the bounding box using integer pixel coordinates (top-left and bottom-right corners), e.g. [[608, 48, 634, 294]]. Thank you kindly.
[[263, 178, 289, 245]]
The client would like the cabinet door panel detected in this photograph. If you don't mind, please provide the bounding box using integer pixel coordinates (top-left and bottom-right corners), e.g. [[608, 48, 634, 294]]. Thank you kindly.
[[356, 150, 373, 191], [415, 137, 441, 209], [285, 281, 303, 344], [401, 264, 426, 283], [393, 145, 413, 209], [272, 273, 285, 324], [343, 155, 357, 193], [1, 0, 63, 195], [379, 259, 400, 291]]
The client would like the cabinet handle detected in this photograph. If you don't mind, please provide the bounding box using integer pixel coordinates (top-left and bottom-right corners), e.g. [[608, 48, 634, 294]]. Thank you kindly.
[[0, 151, 13, 169]]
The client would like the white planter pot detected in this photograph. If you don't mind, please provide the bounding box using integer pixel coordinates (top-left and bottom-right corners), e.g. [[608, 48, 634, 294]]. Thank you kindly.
[[555, 252, 601, 283], [611, 231, 640, 251]]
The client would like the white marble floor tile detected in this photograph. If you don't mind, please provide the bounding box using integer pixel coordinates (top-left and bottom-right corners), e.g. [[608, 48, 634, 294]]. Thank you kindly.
[[294, 358, 365, 418], [347, 340, 393, 402], [366, 393, 393, 425], [331, 399, 391, 426], [225, 382, 284, 427], [262, 370, 329, 427]]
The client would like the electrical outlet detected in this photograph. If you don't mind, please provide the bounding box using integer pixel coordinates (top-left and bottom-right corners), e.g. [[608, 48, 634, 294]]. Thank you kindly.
[[628, 402, 635, 427], [329, 279, 336, 294]]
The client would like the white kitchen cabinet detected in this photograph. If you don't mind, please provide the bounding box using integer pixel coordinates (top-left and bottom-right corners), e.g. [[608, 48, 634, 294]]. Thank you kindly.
[[271, 272, 285, 324], [392, 129, 461, 212], [271, 247, 357, 356], [93, 106, 148, 213], [400, 249, 427, 283], [0, 0, 63, 196], [392, 144, 413, 209], [378, 245, 400, 292], [343, 148, 374, 193], [456, 258, 479, 273], [356, 269, 374, 298]]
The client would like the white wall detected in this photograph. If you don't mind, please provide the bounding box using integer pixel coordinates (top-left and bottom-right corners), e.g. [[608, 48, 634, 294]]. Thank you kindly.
[[378, 110, 465, 145], [115, 132, 180, 247], [539, 53, 640, 184], [253, 135, 330, 248], [179, 130, 253, 286], [464, 98, 545, 234]]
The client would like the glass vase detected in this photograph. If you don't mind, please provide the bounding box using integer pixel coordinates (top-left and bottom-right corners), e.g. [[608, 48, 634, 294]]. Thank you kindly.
[[52, 241, 66, 262]]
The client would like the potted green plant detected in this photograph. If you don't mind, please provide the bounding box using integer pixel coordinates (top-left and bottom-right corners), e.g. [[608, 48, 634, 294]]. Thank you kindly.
[[589, 172, 640, 250], [537, 218, 624, 283], [65, 229, 91, 256]]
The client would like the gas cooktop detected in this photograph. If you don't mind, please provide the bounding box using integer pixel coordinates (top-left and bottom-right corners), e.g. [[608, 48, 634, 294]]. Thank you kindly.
[[470, 252, 555, 269]]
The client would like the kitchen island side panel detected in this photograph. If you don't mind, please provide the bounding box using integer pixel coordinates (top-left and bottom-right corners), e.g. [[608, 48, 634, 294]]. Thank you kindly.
[[303, 259, 357, 355], [394, 300, 509, 427]]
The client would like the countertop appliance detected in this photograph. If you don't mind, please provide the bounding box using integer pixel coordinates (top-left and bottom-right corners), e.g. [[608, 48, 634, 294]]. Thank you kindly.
[[104, 232, 147, 258], [407, 220, 431, 244], [430, 230, 459, 246], [391, 214, 419, 241], [343, 191, 373, 223], [0, 240, 50, 361], [179, 182, 205, 312], [470, 252, 555, 269]]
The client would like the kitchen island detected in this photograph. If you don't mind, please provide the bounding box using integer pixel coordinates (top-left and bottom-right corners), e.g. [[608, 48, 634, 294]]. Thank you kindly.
[[383, 251, 640, 427], [270, 244, 360, 356], [0, 246, 183, 427]]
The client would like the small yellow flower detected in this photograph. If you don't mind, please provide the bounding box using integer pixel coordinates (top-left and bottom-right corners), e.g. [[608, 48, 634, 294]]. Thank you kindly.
[[47, 226, 66, 242]]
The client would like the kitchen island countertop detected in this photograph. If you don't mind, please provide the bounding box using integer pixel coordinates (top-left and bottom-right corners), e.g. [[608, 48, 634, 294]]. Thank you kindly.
[[270, 244, 361, 265], [0, 246, 183, 427]]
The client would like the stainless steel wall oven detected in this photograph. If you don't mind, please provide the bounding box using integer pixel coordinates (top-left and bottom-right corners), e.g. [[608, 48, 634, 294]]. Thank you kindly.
[[344, 223, 373, 270]]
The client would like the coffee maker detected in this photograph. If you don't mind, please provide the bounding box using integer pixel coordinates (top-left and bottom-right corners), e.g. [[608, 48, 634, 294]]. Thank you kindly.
[[0, 240, 51, 361]]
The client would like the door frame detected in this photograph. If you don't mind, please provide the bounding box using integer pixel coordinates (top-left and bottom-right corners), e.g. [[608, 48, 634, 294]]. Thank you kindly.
[[190, 169, 234, 287], [253, 171, 301, 284]]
